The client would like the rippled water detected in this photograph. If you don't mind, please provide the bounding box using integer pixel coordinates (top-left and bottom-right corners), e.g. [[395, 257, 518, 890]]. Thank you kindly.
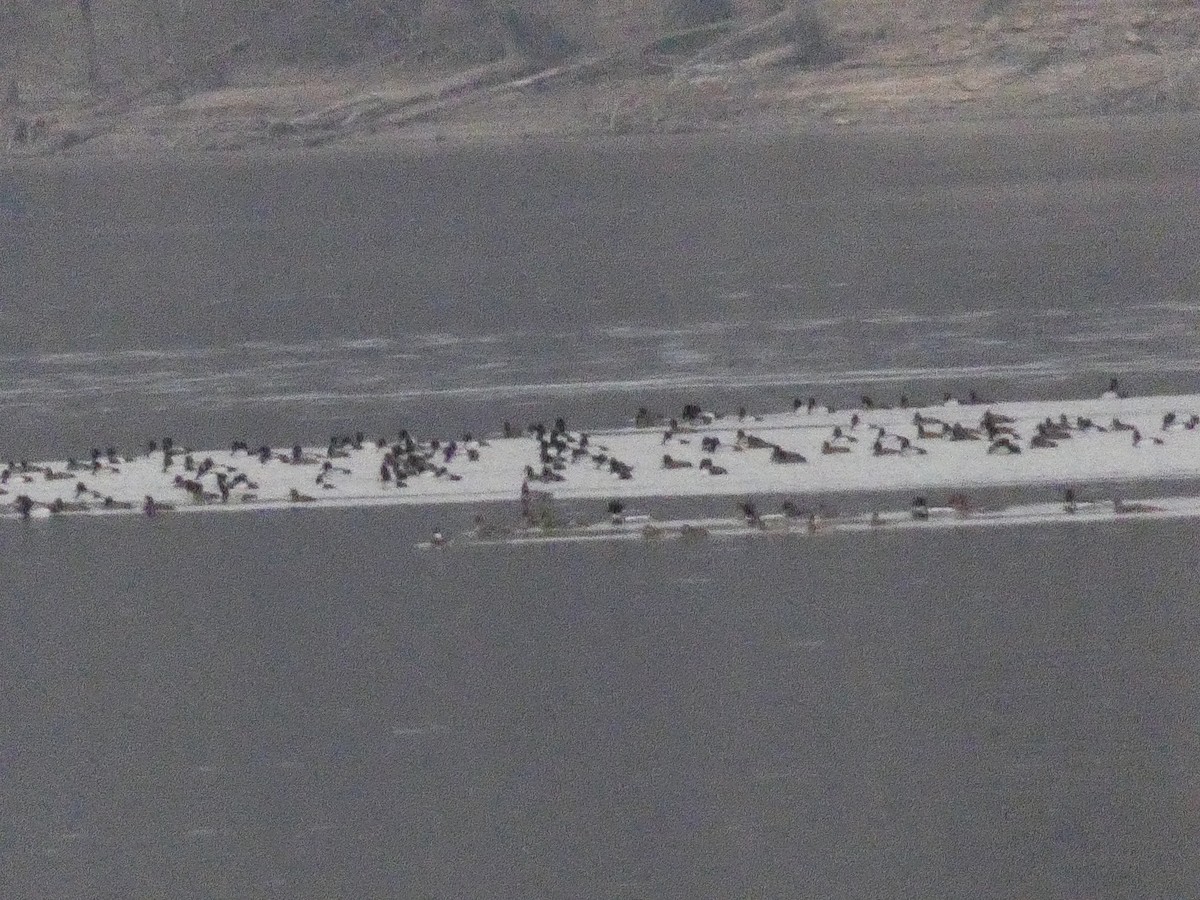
[[2, 125, 1199, 456], [0, 300, 1198, 455]]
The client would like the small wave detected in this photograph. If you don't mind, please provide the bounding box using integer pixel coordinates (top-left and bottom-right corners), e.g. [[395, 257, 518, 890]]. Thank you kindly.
[[857, 309, 998, 327], [410, 332, 504, 349], [234, 340, 330, 355], [1131, 301, 1200, 314], [1061, 325, 1193, 345], [339, 338, 393, 351], [598, 322, 741, 341], [767, 318, 846, 332]]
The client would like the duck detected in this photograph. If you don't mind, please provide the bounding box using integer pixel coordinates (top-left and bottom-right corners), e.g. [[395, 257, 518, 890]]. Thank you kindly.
[[911, 496, 930, 520], [770, 445, 806, 464], [661, 454, 694, 470], [736, 429, 772, 450]]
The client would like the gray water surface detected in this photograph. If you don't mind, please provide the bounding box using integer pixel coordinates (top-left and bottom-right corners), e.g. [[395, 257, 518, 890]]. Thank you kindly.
[[3, 122, 1200, 898], [1, 512, 1197, 898], [1, 122, 1199, 455]]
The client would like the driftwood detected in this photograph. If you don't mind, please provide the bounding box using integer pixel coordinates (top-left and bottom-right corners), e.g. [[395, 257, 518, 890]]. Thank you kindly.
[[685, 5, 833, 67], [282, 54, 616, 136]]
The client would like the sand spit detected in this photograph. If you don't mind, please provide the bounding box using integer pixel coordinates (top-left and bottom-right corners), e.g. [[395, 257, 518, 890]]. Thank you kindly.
[[4, 389, 1199, 524]]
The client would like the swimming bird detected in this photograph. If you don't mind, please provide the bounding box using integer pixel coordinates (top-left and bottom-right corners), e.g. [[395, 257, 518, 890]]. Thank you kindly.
[[781, 500, 806, 519], [947, 493, 971, 515], [1113, 497, 1162, 514]]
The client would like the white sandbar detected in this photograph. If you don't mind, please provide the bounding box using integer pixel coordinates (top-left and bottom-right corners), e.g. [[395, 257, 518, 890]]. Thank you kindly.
[[4, 391, 1199, 520]]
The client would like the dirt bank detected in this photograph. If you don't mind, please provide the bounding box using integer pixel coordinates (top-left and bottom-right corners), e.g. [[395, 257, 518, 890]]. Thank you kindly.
[[2, 0, 1199, 156]]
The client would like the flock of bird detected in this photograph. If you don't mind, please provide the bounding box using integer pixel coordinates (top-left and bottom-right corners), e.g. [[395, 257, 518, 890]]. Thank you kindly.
[[504, 377, 1200, 537], [1, 378, 1196, 525]]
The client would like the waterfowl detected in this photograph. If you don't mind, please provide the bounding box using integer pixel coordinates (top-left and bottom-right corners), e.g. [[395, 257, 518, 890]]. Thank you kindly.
[[662, 455, 694, 470], [770, 446, 806, 464], [736, 430, 772, 450], [781, 500, 806, 519]]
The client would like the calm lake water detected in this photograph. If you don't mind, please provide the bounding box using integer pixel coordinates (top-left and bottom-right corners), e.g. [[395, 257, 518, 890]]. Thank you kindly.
[[2, 511, 1198, 898], [1, 121, 1199, 455], [1, 120, 1199, 897]]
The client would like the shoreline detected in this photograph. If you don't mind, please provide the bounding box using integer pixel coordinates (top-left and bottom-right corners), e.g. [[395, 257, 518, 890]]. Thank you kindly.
[[3, 108, 1200, 169]]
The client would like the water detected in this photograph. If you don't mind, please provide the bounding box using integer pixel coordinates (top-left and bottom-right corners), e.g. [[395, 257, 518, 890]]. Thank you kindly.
[[2, 511, 1198, 897], [1, 122, 1198, 455], [2, 120, 1200, 896]]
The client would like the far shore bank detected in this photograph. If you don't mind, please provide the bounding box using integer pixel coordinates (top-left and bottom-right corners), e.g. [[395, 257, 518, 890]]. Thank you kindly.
[[3, 107, 1200, 172]]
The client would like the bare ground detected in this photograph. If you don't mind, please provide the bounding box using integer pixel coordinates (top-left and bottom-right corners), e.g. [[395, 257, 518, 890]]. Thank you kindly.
[[3, 0, 1200, 156]]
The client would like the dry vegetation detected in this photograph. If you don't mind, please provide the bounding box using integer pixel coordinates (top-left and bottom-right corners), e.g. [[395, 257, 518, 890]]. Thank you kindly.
[[1, 0, 1198, 153]]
